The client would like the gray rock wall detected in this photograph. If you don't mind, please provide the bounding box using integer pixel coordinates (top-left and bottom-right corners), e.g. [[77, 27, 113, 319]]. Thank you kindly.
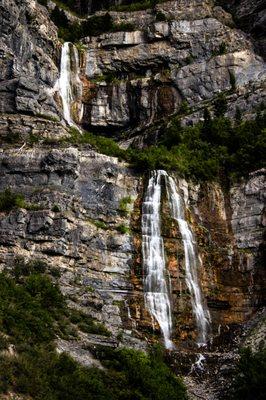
[[80, 0, 266, 132], [0, 0, 60, 119]]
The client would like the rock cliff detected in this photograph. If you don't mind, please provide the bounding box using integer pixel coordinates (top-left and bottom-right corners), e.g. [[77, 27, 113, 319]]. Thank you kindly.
[[79, 0, 265, 134], [0, 147, 264, 347], [0, 1, 265, 399]]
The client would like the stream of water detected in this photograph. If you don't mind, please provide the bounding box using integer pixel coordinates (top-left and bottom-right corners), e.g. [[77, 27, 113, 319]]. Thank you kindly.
[[142, 170, 174, 350], [58, 42, 73, 125], [142, 170, 210, 350], [166, 175, 210, 346]]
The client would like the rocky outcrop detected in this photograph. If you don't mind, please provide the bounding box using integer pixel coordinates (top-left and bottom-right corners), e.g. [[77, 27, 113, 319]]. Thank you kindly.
[[0, 147, 144, 348], [0, 0, 60, 119], [218, 0, 266, 58], [79, 0, 265, 133]]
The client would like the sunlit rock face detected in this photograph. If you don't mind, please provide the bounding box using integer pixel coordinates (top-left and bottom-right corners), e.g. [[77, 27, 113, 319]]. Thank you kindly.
[[79, 0, 265, 133]]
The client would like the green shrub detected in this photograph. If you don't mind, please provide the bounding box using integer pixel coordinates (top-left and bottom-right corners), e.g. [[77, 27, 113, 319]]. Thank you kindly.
[[52, 204, 61, 212], [229, 70, 236, 91], [110, 0, 159, 12], [231, 348, 266, 400], [0, 189, 26, 212], [0, 268, 187, 400], [116, 224, 130, 234], [0, 273, 64, 346], [178, 100, 190, 115], [156, 10, 167, 21], [66, 111, 265, 183], [13, 258, 47, 281], [93, 220, 108, 230], [118, 196, 132, 216], [69, 309, 111, 337]]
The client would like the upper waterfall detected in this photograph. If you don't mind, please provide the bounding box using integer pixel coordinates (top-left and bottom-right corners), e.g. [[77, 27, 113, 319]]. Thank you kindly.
[[142, 170, 174, 350], [58, 42, 73, 125], [58, 42, 83, 127], [166, 176, 211, 346]]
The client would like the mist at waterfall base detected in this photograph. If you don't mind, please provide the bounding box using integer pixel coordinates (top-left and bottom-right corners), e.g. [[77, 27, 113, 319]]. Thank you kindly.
[[142, 170, 211, 352]]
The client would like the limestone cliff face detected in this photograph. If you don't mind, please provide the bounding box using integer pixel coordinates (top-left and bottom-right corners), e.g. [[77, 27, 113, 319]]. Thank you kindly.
[[79, 0, 265, 134], [0, 0, 60, 118], [0, 0, 70, 141], [0, 146, 264, 352], [0, 0, 265, 390], [1, 1, 265, 139]]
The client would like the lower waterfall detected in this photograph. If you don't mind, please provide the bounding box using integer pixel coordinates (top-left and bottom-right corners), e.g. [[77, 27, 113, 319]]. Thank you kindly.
[[166, 176, 211, 347], [142, 170, 210, 349], [142, 170, 174, 350]]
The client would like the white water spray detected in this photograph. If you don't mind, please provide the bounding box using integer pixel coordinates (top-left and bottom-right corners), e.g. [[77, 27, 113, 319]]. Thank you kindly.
[[165, 176, 211, 347], [58, 42, 83, 126], [142, 170, 174, 350], [58, 42, 73, 125]]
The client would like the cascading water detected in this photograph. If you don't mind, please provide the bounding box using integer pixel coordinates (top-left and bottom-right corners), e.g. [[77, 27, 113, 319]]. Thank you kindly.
[[142, 170, 174, 350], [142, 170, 210, 351], [58, 42, 83, 126], [165, 176, 211, 347], [58, 42, 73, 125], [73, 45, 84, 122]]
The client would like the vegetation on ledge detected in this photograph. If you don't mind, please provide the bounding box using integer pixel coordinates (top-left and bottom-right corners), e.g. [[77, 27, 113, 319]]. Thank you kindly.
[[231, 348, 266, 400], [67, 105, 265, 183], [0, 259, 187, 400]]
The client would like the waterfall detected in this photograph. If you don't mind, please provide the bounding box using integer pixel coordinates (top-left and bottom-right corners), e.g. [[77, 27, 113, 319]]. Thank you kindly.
[[73, 45, 84, 122], [142, 170, 174, 350], [58, 42, 73, 125], [165, 176, 211, 347], [58, 42, 83, 126], [142, 170, 210, 349]]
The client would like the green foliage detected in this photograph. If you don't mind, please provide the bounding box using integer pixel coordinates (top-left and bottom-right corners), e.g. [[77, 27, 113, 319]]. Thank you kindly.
[[178, 100, 190, 115], [219, 42, 227, 54], [93, 220, 108, 230], [100, 345, 188, 400], [37, 0, 48, 6], [155, 10, 167, 21], [118, 196, 132, 216], [0, 189, 42, 212], [52, 204, 61, 212], [67, 128, 126, 159], [116, 224, 130, 234], [109, 0, 163, 12], [0, 262, 187, 400], [214, 93, 228, 117], [12, 258, 47, 281], [69, 309, 111, 337], [67, 110, 265, 182], [0, 189, 26, 212], [0, 273, 64, 346], [229, 70, 236, 91], [111, 22, 135, 32], [212, 41, 227, 56], [232, 348, 266, 400], [0, 345, 187, 400], [52, 10, 135, 42]]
